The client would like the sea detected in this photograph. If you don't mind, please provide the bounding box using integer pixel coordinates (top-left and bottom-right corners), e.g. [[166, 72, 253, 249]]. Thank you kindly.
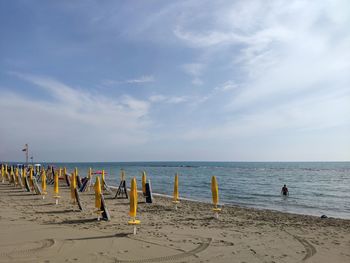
[[25, 162, 350, 219]]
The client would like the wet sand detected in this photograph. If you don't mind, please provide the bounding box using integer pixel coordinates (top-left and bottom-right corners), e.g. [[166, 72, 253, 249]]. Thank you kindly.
[[0, 180, 349, 263]]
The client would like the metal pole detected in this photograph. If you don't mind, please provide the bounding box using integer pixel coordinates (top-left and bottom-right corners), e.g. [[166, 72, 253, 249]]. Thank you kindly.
[[25, 144, 28, 165]]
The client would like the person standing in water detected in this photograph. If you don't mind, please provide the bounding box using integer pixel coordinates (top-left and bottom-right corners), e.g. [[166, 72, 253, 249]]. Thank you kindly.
[[281, 184, 289, 196]]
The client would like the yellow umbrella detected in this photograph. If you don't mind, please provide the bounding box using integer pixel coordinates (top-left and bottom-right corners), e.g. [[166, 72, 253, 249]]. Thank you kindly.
[[94, 176, 102, 220], [173, 173, 179, 201], [141, 171, 146, 196], [1, 164, 4, 183], [10, 166, 14, 184], [54, 171, 60, 205], [88, 167, 92, 180], [70, 172, 77, 202], [54, 171, 59, 194], [129, 178, 137, 217], [101, 170, 105, 192], [42, 169, 47, 191], [15, 168, 19, 186], [5, 164, 9, 181], [42, 169, 47, 198], [173, 173, 180, 210], [87, 167, 92, 191], [22, 167, 26, 187], [1, 164, 3, 182], [58, 168, 62, 181], [95, 176, 102, 209], [29, 167, 34, 190], [211, 176, 221, 218], [128, 177, 140, 234]]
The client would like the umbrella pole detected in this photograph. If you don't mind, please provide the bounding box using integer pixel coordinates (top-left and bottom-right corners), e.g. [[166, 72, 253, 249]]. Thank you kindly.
[[133, 218, 137, 235]]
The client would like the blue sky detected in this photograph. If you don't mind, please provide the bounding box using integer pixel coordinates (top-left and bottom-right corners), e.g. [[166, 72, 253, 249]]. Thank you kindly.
[[0, 0, 349, 162]]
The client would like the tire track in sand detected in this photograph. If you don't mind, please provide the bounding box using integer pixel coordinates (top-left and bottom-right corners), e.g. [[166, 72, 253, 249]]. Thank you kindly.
[[284, 230, 316, 261], [115, 237, 211, 263], [0, 239, 55, 257]]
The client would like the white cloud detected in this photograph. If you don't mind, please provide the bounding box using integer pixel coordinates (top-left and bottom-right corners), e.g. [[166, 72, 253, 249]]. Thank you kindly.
[[182, 63, 205, 86], [102, 75, 155, 86], [149, 94, 189, 104], [2, 1, 350, 161], [0, 73, 151, 161], [174, 26, 250, 47], [215, 81, 238, 92], [125, 75, 155, 84], [174, 1, 350, 121], [182, 63, 204, 77]]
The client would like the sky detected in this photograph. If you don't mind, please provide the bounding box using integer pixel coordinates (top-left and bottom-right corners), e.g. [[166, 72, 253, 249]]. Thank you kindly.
[[0, 0, 349, 162]]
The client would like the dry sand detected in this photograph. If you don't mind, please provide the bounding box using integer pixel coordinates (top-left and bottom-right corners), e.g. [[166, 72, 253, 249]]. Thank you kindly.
[[0, 179, 350, 263]]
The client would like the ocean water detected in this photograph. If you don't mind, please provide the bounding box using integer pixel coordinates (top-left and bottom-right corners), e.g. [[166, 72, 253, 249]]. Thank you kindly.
[[45, 162, 350, 219]]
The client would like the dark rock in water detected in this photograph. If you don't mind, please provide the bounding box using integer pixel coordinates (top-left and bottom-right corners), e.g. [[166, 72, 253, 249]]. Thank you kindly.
[[321, 215, 328, 219]]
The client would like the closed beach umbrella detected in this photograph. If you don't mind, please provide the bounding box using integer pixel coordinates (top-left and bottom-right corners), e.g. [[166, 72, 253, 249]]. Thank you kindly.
[[15, 168, 19, 186], [10, 166, 14, 184], [42, 169, 47, 193], [41, 169, 47, 199], [173, 173, 179, 202], [58, 168, 62, 181], [94, 176, 102, 210], [142, 171, 147, 196], [101, 170, 105, 188], [53, 171, 60, 204], [54, 171, 59, 195], [87, 167, 92, 191], [211, 176, 219, 207], [70, 173, 76, 201], [88, 167, 92, 180], [1, 164, 4, 182], [128, 177, 140, 234], [5, 164, 9, 181], [29, 167, 34, 189], [129, 177, 137, 218], [211, 176, 221, 218], [22, 167, 26, 186]]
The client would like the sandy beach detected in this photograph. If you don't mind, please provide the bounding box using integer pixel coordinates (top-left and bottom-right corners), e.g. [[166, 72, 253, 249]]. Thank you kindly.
[[0, 179, 349, 263]]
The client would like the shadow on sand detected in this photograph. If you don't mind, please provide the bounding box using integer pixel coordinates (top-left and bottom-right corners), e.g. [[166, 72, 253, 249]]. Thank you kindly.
[[66, 233, 129, 241]]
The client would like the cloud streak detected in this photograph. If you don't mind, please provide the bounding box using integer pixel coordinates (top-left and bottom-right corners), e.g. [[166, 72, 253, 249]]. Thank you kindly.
[[102, 75, 155, 86], [1, 1, 349, 161], [0, 73, 151, 161]]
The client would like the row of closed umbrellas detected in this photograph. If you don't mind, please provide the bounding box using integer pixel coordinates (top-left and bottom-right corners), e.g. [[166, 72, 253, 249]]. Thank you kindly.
[[1, 164, 222, 234]]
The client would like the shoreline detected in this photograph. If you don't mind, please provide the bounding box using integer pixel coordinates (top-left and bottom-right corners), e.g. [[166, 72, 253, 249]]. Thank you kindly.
[[1, 179, 350, 262], [3, 161, 349, 221], [110, 185, 350, 220]]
